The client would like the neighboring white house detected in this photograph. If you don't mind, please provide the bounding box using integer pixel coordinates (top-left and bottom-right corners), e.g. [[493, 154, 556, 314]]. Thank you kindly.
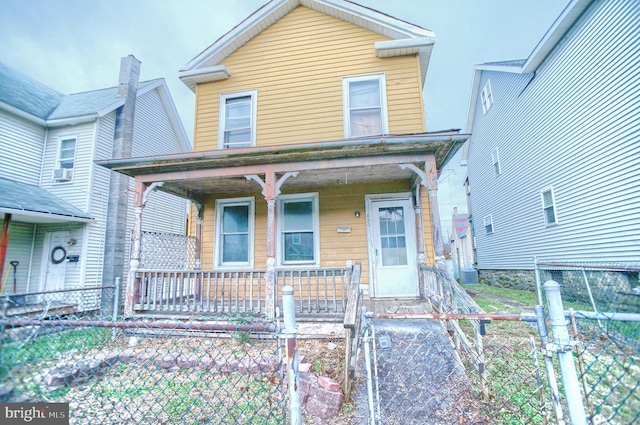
[[463, 0, 639, 286], [0, 58, 190, 311], [450, 208, 475, 283]]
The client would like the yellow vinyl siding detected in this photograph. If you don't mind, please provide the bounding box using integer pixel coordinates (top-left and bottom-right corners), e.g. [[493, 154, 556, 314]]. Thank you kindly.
[[194, 6, 425, 151]]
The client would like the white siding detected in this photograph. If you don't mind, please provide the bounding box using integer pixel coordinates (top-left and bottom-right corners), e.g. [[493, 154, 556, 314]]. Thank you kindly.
[[41, 122, 96, 211], [2, 222, 35, 294], [0, 110, 45, 185], [468, 0, 640, 269]]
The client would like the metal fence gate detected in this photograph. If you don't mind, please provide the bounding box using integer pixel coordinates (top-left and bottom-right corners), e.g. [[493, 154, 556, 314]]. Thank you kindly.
[[355, 281, 639, 425]]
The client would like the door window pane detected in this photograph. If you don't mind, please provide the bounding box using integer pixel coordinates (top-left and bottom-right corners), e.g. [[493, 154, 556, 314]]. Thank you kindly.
[[378, 207, 408, 266]]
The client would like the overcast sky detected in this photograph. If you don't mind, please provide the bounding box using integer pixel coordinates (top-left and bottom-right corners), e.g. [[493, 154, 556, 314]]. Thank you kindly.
[[0, 0, 568, 234]]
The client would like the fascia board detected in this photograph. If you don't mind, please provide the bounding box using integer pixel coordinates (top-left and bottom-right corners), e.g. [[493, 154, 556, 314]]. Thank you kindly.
[[0, 101, 46, 125], [45, 114, 98, 127]]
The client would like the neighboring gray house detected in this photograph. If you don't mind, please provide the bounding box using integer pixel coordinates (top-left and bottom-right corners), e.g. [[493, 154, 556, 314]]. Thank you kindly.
[[0, 58, 190, 311], [450, 208, 475, 283], [463, 0, 639, 285]]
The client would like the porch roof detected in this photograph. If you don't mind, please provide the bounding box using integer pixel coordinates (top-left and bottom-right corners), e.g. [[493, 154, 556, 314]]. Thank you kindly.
[[0, 177, 94, 224], [96, 132, 467, 198]]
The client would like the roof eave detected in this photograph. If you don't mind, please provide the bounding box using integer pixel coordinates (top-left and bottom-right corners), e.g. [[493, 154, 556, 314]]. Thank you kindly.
[[179, 66, 232, 92], [0, 101, 46, 125], [0, 208, 94, 224]]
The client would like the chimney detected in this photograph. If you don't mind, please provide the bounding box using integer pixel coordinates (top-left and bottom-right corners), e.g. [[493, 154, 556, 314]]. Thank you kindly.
[[103, 55, 141, 308]]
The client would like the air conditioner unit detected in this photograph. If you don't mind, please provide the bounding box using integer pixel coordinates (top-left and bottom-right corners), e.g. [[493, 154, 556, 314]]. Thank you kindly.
[[53, 168, 73, 182], [461, 269, 479, 285]]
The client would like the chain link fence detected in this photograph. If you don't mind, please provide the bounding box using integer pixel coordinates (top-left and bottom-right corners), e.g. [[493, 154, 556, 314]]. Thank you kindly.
[[535, 260, 640, 313], [357, 315, 554, 425], [0, 312, 284, 424], [570, 311, 640, 424]]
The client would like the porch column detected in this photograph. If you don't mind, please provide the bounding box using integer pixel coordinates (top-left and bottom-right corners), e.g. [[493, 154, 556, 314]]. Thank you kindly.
[[424, 157, 445, 258], [246, 170, 298, 319], [193, 201, 203, 270], [124, 179, 161, 316]]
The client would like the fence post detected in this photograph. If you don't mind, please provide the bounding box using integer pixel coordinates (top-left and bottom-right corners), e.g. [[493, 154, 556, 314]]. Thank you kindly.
[[544, 280, 587, 424], [534, 304, 565, 424], [282, 285, 301, 425], [534, 256, 544, 306], [112, 277, 121, 341]]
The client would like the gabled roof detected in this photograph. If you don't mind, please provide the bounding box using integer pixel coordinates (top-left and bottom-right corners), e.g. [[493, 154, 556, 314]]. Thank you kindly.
[[0, 177, 93, 223], [179, 0, 435, 91], [0, 63, 190, 150], [461, 0, 593, 162]]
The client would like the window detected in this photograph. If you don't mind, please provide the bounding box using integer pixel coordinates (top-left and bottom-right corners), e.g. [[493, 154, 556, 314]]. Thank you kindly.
[[215, 198, 254, 266], [483, 215, 494, 235], [57, 136, 77, 169], [343, 74, 388, 138], [480, 80, 494, 114], [541, 187, 557, 226], [277, 193, 320, 265], [492, 148, 501, 176], [219, 90, 257, 149]]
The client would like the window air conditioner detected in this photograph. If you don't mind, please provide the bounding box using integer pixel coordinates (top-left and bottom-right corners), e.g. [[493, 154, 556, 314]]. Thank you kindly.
[[53, 168, 73, 182]]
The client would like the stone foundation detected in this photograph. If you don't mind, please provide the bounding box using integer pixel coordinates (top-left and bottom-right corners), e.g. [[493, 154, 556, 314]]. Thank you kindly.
[[478, 269, 536, 291]]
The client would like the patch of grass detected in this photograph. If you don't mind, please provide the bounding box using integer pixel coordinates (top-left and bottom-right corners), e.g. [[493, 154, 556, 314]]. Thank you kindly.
[[470, 284, 539, 306]]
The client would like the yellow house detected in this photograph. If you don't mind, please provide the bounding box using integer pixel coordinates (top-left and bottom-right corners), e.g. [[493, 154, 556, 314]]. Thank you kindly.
[[98, 0, 468, 318]]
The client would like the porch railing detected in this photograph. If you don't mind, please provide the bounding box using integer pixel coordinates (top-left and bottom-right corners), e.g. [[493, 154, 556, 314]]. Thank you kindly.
[[134, 266, 351, 316]]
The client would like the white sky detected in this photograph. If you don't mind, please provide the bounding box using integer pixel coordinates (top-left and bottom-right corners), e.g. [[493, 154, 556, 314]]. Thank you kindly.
[[0, 0, 568, 233]]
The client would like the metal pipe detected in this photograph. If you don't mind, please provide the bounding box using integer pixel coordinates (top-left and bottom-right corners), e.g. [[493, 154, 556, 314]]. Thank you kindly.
[[534, 305, 565, 424], [0, 318, 277, 333], [282, 285, 301, 425], [544, 280, 587, 424], [363, 326, 377, 425]]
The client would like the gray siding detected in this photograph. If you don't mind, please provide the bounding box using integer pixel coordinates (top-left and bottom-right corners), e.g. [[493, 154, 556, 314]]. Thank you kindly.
[[0, 110, 45, 185], [2, 222, 35, 294], [468, 0, 640, 269]]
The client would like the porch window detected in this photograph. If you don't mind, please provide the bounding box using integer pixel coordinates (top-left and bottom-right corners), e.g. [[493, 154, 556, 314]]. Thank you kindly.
[[541, 187, 557, 226], [278, 193, 319, 265], [343, 74, 388, 138], [58, 136, 77, 169], [219, 90, 257, 149], [215, 198, 254, 266]]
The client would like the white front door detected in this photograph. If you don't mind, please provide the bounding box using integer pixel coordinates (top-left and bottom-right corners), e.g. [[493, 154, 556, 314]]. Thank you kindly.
[[41, 231, 69, 293], [368, 196, 418, 298]]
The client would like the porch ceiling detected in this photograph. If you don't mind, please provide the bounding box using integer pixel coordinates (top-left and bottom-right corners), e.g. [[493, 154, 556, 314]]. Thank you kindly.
[[96, 132, 469, 198], [161, 163, 414, 196]]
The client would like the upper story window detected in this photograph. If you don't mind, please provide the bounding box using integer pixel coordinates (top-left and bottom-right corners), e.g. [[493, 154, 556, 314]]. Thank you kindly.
[[215, 198, 255, 267], [277, 193, 320, 266], [541, 187, 557, 226], [219, 90, 257, 149], [491, 148, 501, 177], [343, 74, 388, 138], [481, 80, 494, 114], [58, 136, 77, 169], [483, 214, 494, 235]]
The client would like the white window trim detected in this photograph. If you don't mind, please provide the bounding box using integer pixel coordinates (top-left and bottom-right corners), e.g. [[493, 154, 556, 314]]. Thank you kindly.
[[277, 193, 320, 267], [218, 89, 257, 149], [342, 73, 389, 138], [483, 214, 494, 235], [492, 147, 501, 177], [214, 197, 255, 268], [481, 79, 494, 114], [540, 186, 558, 226], [56, 134, 78, 169]]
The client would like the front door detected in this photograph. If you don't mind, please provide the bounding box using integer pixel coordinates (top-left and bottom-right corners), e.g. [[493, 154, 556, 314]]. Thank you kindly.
[[41, 231, 69, 293], [368, 197, 418, 297]]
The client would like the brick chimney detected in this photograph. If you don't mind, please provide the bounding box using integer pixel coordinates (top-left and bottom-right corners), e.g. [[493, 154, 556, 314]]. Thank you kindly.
[[102, 55, 140, 310]]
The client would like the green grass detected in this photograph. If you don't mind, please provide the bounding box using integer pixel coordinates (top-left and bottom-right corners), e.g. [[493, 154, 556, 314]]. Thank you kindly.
[[469, 284, 539, 306]]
